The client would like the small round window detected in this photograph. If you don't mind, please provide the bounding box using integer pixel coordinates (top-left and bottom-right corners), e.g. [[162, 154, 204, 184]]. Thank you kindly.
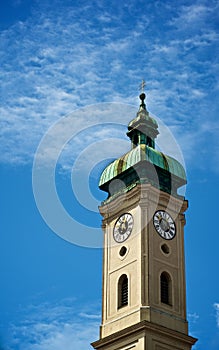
[[119, 246, 127, 257], [161, 243, 170, 255]]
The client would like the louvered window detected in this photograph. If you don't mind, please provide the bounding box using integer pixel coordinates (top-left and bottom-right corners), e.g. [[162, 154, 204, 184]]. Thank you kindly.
[[160, 272, 171, 305], [118, 274, 128, 309]]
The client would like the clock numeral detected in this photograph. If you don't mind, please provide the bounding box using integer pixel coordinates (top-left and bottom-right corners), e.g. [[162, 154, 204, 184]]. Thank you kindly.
[[166, 231, 171, 239]]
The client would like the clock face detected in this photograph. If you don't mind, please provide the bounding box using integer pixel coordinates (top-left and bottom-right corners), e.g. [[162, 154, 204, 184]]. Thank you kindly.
[[113, 213, 133, 243], [153, 210, 176, 240]]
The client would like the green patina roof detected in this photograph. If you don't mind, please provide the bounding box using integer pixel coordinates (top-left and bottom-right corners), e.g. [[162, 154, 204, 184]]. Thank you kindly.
[[99, 144, 186, 187]]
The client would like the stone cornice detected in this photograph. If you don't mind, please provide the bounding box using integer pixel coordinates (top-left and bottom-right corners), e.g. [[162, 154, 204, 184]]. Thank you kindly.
[[91, 320, 197, 349], [99, 184, 187, 223]]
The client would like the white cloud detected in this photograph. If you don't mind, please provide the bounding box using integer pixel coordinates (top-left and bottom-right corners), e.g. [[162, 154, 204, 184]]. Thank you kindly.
[[11, 321, 98, 350], [170, 2, 218, 29], [214, 303, 219, 328], [16, 321, 98, 350], [188, 312, 199, 324], [79, 312, 100, 320], [0, 0, 218, 173], [7, 298, 100, 350]]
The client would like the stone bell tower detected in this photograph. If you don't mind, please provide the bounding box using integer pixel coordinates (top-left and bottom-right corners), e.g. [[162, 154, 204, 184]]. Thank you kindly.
[[91, 90, 197, 350]]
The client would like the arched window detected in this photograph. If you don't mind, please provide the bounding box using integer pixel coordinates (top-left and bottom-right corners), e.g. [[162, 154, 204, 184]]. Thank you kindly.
[[118, 274, 128, 309], [160, 272, 171, 305]]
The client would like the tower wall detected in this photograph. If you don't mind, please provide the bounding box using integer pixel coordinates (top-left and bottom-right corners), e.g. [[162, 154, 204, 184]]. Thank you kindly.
[[92, 93, 197, 349]]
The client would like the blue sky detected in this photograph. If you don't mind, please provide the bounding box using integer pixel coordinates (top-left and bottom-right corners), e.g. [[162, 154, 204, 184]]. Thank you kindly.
[[0, 0, 219, 349]]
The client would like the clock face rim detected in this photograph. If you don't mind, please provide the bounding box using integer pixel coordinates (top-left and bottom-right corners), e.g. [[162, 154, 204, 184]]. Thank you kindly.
[[113, 213, 134, 243], [153, 210, 176, 240]]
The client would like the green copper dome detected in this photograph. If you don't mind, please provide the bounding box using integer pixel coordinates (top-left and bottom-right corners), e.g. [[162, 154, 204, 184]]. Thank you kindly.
[[99, 144, 186, 186]]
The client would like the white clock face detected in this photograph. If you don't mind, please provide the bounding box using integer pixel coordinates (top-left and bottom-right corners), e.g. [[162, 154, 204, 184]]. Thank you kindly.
[[113, 213, 133, 243], [153, 210, 176, 240]]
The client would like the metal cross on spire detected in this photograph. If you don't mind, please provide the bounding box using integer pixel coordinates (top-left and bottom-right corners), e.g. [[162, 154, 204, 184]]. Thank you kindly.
[[139, 79, 146, 93]]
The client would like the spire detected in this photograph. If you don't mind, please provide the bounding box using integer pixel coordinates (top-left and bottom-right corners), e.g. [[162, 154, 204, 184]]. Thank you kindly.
[[138, 80, 150, 114], [139, 80, 147, 111], [99, 86, 186, 199], [127, 82, 159, 149]]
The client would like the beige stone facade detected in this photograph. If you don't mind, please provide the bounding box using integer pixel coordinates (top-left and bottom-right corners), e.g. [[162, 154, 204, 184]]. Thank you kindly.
[[91, 184, 197, 350]]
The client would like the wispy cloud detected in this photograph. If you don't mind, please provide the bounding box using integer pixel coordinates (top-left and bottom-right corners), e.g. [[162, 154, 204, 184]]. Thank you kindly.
[[170, 2, 219, 29], [188, 312, 199, 324], [79, 312, 100, 320], [6, 298, 100, 350], [0, 0, 218, 172], [214, 303, 219, 328]]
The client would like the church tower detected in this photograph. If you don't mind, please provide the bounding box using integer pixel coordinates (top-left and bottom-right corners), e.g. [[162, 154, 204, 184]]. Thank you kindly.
[[91, 90, 197, 350]]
